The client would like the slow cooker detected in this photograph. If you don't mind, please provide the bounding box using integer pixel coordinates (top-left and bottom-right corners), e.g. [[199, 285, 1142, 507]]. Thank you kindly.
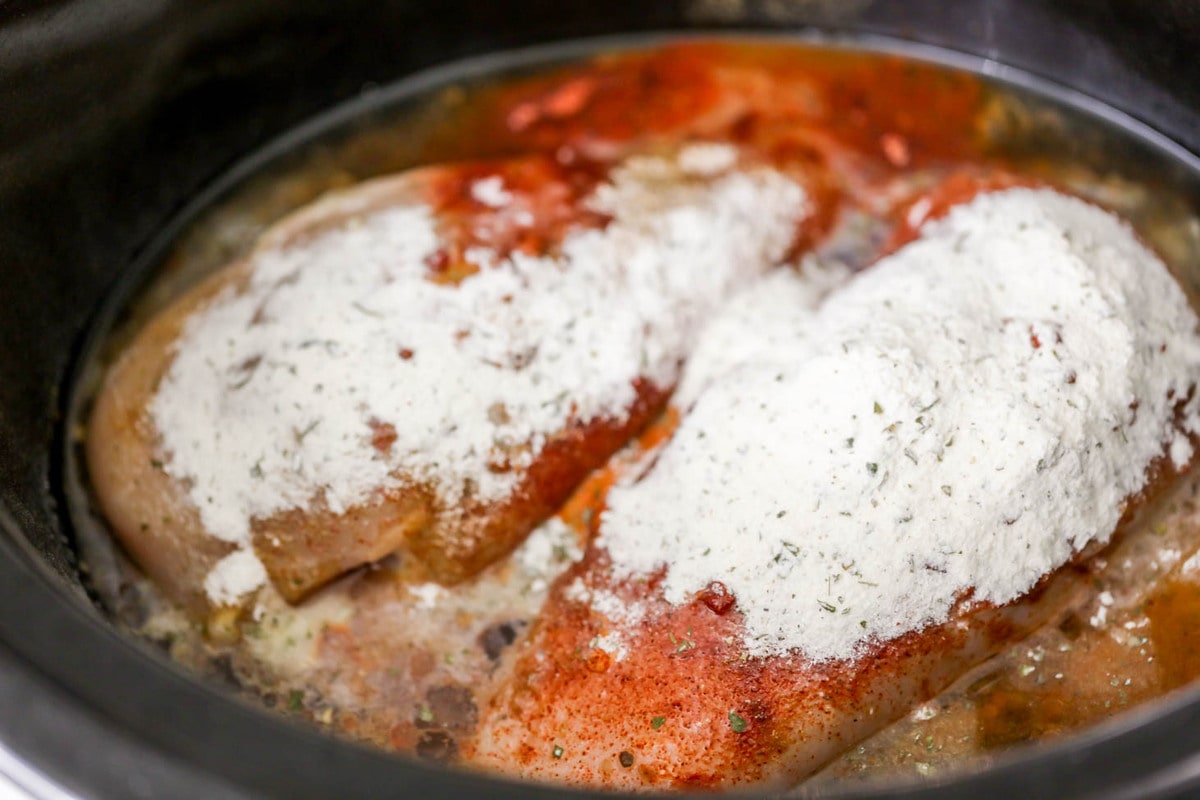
[[4, 1, 1200, 797]]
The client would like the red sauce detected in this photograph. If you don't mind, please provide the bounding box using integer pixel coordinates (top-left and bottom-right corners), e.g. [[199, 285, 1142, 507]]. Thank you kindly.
[[415, 42, 1002, 261], [421, 154, 613, 284], [429, 43, 987, 166]]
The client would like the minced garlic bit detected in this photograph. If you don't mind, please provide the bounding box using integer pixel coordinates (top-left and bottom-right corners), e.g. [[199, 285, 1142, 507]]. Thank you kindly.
[[599, 188, 1200, 662], [149, 145, 807, 601]]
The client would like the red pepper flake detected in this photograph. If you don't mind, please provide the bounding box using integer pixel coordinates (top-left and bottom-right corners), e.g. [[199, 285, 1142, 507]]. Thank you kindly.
[[506, 102, 540, 132], [398, 348, 415, 361], [424, 249, 450, 273], [698, 581, 736, 615], [368, 418, 398, 454], [542, 77, 597, 119], [1029, 325, 1042, 349], [506, 77, 597, 131], [880, 132, 911, 167]]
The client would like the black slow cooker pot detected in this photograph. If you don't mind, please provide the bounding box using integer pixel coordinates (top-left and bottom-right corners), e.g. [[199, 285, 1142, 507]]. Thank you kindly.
[[4, 1, 1200, 798]]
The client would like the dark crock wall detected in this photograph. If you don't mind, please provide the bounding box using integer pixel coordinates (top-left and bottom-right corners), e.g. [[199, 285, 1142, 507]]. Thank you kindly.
[[1, 2, 1199, 798]]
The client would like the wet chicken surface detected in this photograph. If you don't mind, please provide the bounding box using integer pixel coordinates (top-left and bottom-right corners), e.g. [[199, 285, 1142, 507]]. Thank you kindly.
[[71, 40, 1200, 792]]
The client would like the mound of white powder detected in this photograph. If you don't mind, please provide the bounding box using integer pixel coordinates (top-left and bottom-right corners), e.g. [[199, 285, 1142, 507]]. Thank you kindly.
[[148, 145, 808, 603], [598, 188, 1200, 662]]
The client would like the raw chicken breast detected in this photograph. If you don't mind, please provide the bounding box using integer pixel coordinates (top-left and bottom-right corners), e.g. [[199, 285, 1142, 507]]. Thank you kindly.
[[86, 144, 811, 612], [464, 188, 1200, 789]]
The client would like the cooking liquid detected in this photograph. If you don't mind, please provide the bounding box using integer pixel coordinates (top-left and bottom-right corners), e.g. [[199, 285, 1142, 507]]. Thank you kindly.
[[66, 38, 1200, 790]]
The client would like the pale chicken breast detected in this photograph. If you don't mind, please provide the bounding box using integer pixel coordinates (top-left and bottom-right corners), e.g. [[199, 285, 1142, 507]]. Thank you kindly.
[[87, 144, 812, 614], [464, 187, 1200, 790], [86, 171, 441, 614]]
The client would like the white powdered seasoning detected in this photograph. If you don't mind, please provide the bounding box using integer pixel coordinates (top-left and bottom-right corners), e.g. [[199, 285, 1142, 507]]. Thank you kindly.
[[517, 516, 585, 593], [599, 188, 1200, 662], [149, 145, 807, 602], [203, 548, 268, 607]]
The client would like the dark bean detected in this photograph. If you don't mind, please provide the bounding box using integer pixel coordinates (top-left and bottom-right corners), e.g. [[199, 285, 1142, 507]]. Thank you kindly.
[[1058, 613, 1085, 640], [478, 620, 526, 660]]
